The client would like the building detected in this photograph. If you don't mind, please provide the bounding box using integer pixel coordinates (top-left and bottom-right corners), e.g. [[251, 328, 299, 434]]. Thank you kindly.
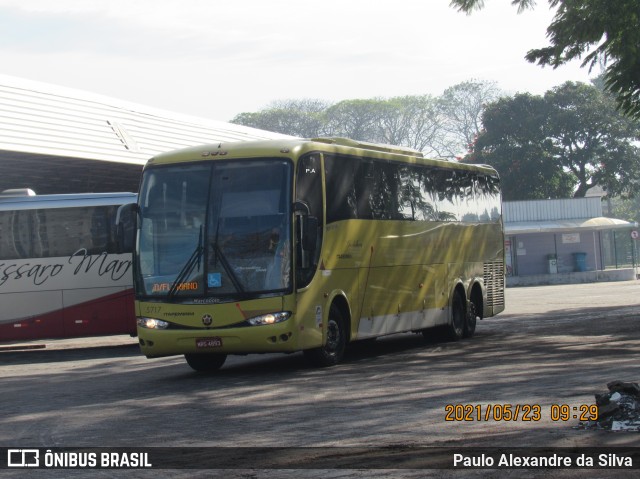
[[0, 74, 291, 194], [504, 197, 639, 286]]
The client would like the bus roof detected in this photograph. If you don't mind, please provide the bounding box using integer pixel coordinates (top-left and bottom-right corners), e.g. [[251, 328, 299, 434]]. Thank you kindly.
[[147, 137, 498, 176], [310, 137, 424, 157], [0, 191, 137, 211]]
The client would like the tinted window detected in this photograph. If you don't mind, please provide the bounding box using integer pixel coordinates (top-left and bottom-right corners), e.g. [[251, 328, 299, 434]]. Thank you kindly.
[[325, 155, 358, 222], [0, 205, 132, 260], [324, 154, 501, 224]]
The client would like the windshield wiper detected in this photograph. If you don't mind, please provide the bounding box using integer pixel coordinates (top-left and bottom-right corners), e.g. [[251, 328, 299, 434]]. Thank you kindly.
[[210, 211, 245, 293], [168, 225, 203, 299], [211, 242, 245, 293]]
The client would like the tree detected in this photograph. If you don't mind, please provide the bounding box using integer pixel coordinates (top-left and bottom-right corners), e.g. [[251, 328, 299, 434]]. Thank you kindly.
[[376, 95, 444, 155], [608, 195, 640, 226], [544, 82, 640, 198], [450, 0, 640, 119], [230, 80, 502, 156], [464, 92, 576, 200], [438, 80, 502, 159], [231, 99, 330, 137], [322, 99, 386, 142], [463, 81, 640, 200], [232, 96, 447, 152]]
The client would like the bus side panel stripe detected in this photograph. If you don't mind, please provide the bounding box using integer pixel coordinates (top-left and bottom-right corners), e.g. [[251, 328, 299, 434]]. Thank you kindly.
[[0, 289, 135, 341]]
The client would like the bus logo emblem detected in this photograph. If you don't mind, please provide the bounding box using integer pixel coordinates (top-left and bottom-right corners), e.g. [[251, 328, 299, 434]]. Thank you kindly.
[[7, 449, 39, 467], [202, 314, 213, 326]]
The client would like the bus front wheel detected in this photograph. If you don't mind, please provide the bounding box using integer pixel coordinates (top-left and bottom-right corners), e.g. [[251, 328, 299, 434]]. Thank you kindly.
[[185, 353, 227, 372], [304, 305, 346, 367]]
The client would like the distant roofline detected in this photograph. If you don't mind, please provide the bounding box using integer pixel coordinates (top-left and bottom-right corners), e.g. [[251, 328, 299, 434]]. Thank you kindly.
[[0, 73, 293, 194], [0, 73, 278, 136]]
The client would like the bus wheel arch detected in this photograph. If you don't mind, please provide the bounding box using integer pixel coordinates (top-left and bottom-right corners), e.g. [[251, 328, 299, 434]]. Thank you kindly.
[[304, 295, 350, 367]]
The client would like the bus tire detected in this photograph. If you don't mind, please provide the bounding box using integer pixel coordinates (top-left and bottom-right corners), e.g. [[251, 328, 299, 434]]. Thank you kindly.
[[304, 304, 346, 367], [446, 291, 465, 341], [464, 299, 478, 338], [184, 353, 227, 372]]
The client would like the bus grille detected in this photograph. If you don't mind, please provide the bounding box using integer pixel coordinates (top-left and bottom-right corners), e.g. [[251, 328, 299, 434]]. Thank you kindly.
[[483, 261, 505, 308]]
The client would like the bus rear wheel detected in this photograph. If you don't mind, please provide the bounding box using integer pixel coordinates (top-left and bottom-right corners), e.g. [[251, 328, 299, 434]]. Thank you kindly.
[[446, 291, 465, 341], [304, 304, 346, 367], [184, 353, 227, 372], [464, 299, 478, 338]]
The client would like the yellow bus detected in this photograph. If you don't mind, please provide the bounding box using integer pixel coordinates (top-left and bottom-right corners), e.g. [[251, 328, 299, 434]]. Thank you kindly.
[[125, 137, 505, 371]]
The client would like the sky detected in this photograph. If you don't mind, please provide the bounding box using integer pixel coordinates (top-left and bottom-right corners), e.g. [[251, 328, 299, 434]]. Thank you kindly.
[[0, 0, 596, 122]]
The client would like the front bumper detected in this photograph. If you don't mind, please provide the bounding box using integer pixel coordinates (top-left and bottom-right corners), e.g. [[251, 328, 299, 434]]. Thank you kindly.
[[137, 321, 301, 358]]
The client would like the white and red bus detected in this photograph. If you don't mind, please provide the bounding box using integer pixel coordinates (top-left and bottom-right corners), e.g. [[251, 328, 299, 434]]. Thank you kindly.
[[0, 190, 137, 342]]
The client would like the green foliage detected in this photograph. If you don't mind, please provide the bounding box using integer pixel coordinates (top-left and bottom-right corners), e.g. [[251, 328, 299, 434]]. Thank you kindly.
[[451, 0, 536, 14], [449, 0, 640, 120], [439, 80, 502, 154], [463, 81, 640, 201], [230, 80, 501, 158], [608, 196, 640, 225], [231, 99, 330, 138], [544, 82, 640, 198], [463, 93, 576, 200], [323, 99, 388, 142]]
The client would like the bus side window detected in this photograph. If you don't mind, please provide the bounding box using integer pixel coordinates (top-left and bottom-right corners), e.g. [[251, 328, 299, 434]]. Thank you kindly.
[[90, 206, 110, 254], [16, 210, 36, 258], [0, 210, 33, 260], [325, 155, 358, 223]]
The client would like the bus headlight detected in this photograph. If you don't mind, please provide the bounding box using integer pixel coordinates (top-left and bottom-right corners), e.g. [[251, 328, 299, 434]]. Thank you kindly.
[[137, 317, 170, 330], [247, 311, 291, 326]]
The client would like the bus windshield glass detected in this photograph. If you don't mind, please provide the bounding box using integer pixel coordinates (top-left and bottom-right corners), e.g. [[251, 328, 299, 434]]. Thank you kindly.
[[136, 159, 292, 300]]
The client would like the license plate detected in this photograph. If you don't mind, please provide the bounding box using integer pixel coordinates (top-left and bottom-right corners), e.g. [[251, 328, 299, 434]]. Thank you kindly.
[[196, 337, 223, 348]]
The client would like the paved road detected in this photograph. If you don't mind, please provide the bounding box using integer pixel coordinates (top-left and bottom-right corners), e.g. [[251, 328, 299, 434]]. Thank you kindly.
[[1, 280, 639, 478]]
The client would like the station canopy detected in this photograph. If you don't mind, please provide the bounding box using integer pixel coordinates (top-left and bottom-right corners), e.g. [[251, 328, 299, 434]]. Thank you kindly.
[[503, 197, 639, 236], [505, 217, 638, 235], [0, 74, 292, 195]]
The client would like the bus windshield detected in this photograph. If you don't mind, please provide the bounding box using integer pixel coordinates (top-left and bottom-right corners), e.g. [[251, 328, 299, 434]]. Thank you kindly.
[[136, 159, 293, 300]]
